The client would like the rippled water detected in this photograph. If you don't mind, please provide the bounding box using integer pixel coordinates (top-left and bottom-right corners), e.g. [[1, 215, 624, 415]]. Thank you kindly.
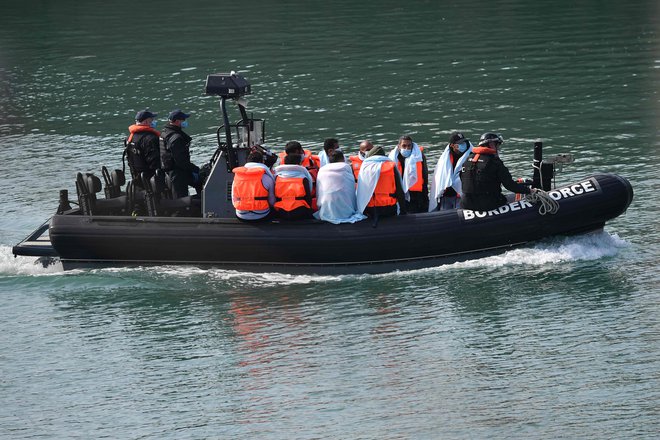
[[1, 0, 659, 438]]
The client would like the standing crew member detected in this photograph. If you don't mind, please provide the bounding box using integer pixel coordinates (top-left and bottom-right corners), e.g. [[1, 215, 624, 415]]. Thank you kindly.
[[388, 135, 429, 213], [429, 131, 473, 211], [160, 109, 200, 198], [232, 151, 276, 221], [460, 132, 535, 211], [124, 109, 161, 186]]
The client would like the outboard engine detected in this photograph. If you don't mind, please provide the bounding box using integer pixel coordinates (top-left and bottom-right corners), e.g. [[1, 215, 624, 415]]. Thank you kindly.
[[202, 72, 268, 218]]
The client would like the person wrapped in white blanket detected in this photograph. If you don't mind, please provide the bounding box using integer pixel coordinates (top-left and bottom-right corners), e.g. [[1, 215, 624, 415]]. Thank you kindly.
[[429, 131, 474, 211], [388, 136, 429, 213], [356, 146, 406, 218], [314, 150, 367, 224]]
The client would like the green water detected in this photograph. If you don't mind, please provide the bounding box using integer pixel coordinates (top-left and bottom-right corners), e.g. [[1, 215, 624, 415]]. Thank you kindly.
[[1, 1, 659, 438]]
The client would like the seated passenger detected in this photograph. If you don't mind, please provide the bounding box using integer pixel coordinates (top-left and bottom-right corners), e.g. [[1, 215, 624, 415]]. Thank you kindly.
[[356, 146, 406, 218], [231, 151, 276, 221], [429, 131, 473, 211], [315, 150, 367, 224], [273, 154, 314, 220], [349, 140, 374, 181], [277, 141, 320, 182], [317, 137, 342, 168], [460, 132, 534, 211], [388, 135, 429, 213]]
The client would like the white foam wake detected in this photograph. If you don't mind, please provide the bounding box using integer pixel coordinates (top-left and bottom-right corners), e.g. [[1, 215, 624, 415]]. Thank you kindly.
[[407, 230, 629, 275], [0, 245, 64, 276]]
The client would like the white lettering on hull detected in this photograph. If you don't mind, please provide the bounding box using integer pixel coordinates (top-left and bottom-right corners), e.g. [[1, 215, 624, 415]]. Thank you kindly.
[[461, 179, 598, 221]]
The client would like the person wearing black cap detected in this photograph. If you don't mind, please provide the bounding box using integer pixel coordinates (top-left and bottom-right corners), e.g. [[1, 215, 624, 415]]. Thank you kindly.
[[160, 109, 200, 198], [460, 132, 535, 211], [124, 109, 161, 186], [429, 131, 474, 211]]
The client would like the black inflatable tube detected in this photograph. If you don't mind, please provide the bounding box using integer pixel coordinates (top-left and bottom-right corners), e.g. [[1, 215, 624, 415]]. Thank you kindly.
[[47, 173, 632, 274]]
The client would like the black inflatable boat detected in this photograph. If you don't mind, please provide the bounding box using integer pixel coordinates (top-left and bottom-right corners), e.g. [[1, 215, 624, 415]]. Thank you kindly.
[[13, 73, 633, 274]]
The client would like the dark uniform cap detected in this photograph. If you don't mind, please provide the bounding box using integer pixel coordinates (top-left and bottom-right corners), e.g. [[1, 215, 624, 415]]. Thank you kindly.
[[168, 109, 191, 121], [449, 131, 468, 144], [135, 110, 158, 122]]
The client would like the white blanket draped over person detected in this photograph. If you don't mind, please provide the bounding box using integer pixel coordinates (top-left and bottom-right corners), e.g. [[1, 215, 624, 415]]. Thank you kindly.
[[318, 149, 347, 167], [314, 162, 367, 224], [428, 141, 473, 212], [388, 142, 423, 201], [356, 155, 399, 215], [317, 150, 330, 168]]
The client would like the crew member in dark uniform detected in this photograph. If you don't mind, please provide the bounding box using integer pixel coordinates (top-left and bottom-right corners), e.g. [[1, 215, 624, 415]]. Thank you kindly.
[[125, 109, 161, 187], [460, 132, 535, 211], [160, 109, 200, 198]]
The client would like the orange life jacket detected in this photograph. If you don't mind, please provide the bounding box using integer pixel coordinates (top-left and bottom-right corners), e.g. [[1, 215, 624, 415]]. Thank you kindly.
[[395, 146, 425, 192], [274, 176, 311, 212], [277, 150, 320, 181], [127, 124, 160, 142], [468, 146, 498, 163], [232, 167, 270, 211], [367, 161, 398, 208], [349, 155, 363, 181]]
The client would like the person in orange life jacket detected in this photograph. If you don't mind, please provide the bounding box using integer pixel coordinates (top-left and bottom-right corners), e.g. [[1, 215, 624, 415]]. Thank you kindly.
[[315, 150, 367, 224], [388, 135, 429, 213], [349, 140, 374, 181], [160, 109, 200, 198], [460, 132, 536, 212], [429, 131, 474, 211], [232, 150, 276, 221], [356, 146, 406, 218], [318, 137, 344, 167], [124, 109, 161, 186], [278, 141, 320, 182], [273, 153, 314, 220]]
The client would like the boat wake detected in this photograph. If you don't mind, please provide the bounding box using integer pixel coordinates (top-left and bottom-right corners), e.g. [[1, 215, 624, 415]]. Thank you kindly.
[[380, 229, 629, 278], [0, 245, 64, 276], [0, 230, 629, 282]]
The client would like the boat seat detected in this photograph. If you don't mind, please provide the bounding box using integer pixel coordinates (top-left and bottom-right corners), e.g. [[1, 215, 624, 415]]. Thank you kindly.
[[76, 172, 128, 216], [126, 180, 147, 215], [143, 170, 200, 217], [101, 166, 126, 199]]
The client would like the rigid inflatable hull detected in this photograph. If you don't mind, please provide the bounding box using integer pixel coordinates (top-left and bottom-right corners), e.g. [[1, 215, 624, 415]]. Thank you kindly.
[[48, 174, 633, 274]]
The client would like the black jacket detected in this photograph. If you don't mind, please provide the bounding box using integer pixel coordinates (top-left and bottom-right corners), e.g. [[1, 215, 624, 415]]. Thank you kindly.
[[125, 129, 161, 181], [460, 149, 530, 211], [160, 124, 199, 175]]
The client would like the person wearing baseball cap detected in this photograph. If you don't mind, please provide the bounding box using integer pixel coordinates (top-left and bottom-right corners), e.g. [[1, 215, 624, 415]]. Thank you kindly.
[[160, 109, 200, 198], [429, 131, 473, 211], [124, 109, 161, 186]]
